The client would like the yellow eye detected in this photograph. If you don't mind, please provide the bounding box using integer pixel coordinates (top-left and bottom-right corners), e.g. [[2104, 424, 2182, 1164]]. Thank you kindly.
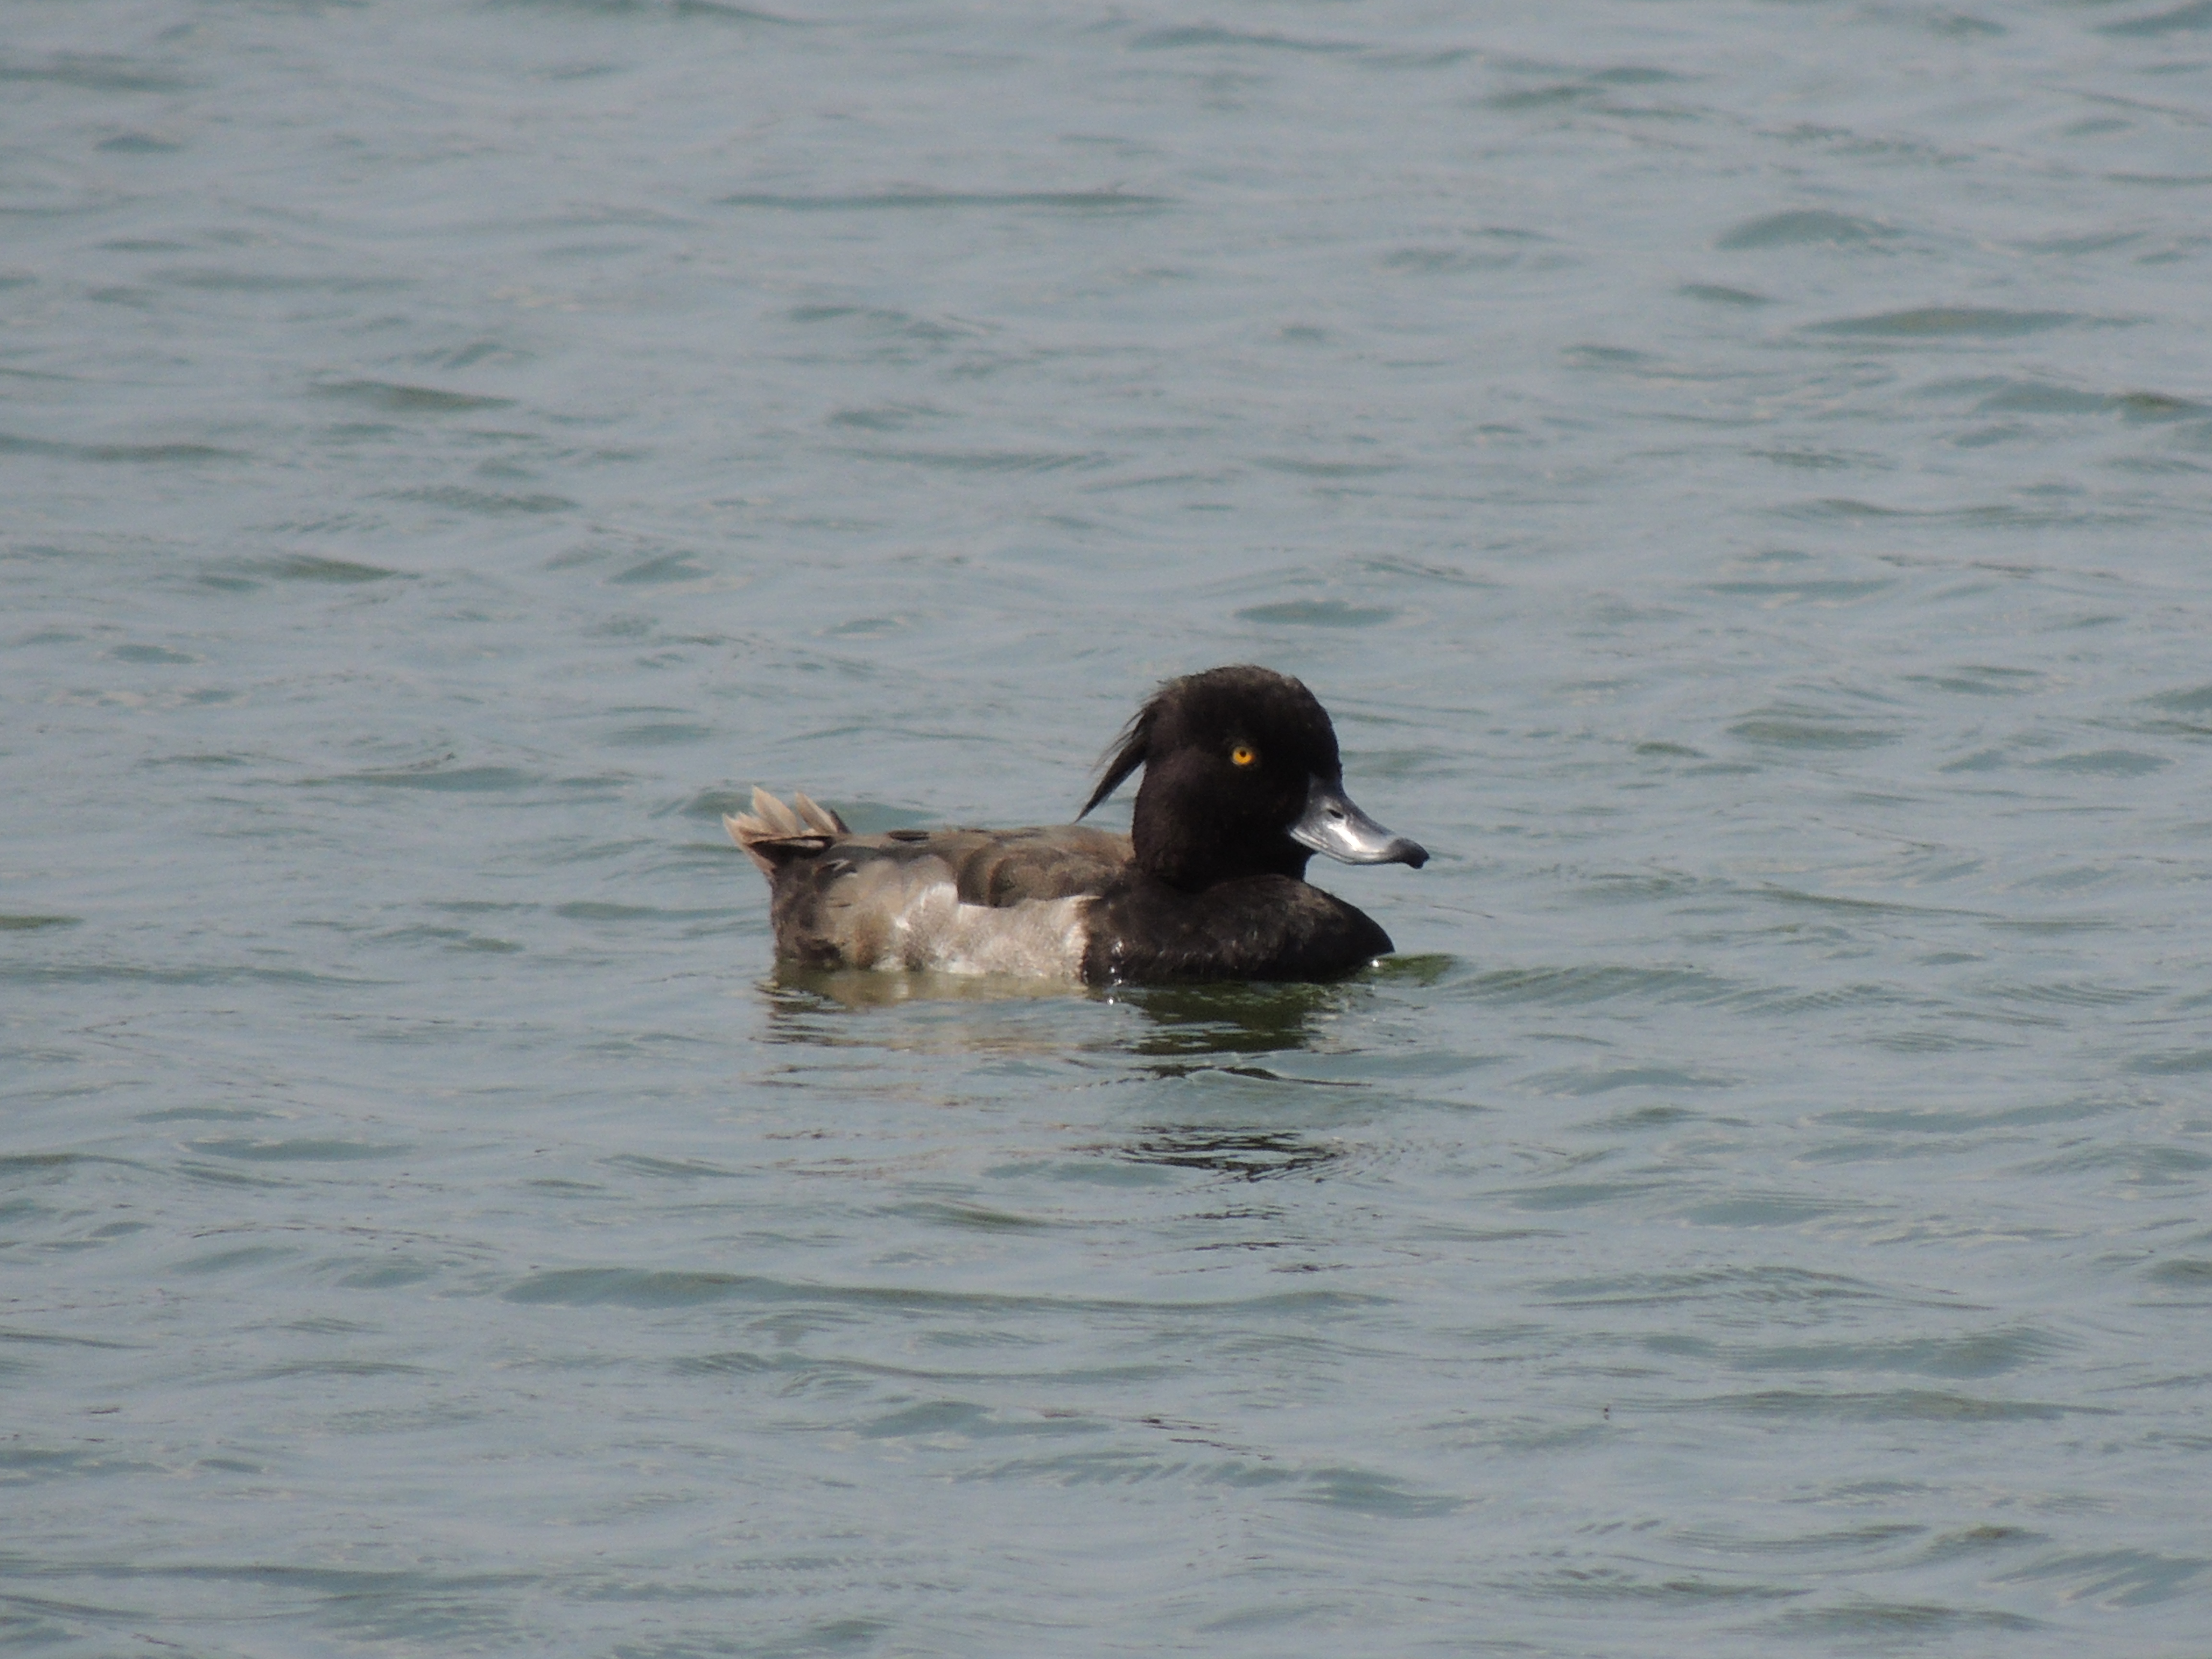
[[1230, 744, 1257, 768]]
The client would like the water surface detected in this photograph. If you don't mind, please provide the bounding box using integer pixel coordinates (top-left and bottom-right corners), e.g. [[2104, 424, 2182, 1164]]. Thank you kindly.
[[5, 1, 2212, 1653]]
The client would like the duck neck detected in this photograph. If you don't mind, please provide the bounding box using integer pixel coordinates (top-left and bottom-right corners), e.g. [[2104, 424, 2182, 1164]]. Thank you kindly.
[[1131, 775, 1315, 892]]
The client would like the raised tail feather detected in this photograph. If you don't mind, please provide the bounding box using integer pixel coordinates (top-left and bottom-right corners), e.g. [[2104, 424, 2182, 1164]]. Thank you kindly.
[[725, 787, 851, 875]]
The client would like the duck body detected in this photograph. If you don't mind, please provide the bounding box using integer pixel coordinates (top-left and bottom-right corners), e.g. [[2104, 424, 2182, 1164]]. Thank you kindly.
[[728, 666, 1425, 986]]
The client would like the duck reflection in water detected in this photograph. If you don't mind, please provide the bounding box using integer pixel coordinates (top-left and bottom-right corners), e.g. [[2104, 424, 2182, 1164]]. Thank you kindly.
[[760, 965, 1356, 1065], [1108, 980, 1360, 1180], [1114, 1122, 1348, 1182], [1120, 978, 1345, 1066], [761, 971, 1375, 1182]]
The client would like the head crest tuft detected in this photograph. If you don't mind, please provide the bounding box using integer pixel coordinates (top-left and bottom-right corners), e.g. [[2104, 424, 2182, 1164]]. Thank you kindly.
[[1077, 696, 1158, 818]]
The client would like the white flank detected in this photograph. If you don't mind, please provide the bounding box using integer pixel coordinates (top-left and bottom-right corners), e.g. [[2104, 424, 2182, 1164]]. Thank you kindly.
[[826, 860, 1088, 981]]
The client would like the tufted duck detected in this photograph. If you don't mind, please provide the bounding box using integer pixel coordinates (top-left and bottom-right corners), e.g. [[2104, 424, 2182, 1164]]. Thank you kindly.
[[728, 665, 1426, 985]]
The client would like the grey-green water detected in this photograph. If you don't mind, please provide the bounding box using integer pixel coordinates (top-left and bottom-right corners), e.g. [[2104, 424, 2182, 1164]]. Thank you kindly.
[[5, 1, 2212, 1653]]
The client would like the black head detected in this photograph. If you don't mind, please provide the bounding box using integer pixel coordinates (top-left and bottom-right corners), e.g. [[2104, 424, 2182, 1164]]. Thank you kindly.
[[1077, 665, 1427, 891]]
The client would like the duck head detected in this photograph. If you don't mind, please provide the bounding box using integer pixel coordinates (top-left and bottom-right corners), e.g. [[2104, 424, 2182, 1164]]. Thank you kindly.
[[1078, 664, 1428, 891]]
